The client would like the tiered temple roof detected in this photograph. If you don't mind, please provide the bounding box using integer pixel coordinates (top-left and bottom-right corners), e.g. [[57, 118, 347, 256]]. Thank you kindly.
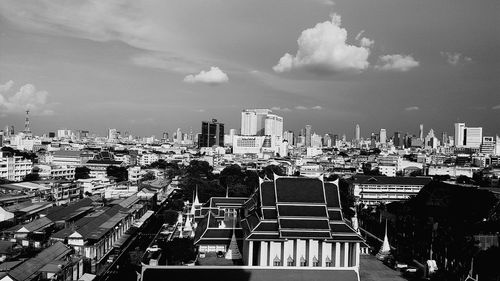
[[241, 176, 362, 242]]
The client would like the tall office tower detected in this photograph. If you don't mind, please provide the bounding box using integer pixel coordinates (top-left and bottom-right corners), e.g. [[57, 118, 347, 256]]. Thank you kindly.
[[379, 129, 387, 144], [175, 128, 183, 143], [496, 136, 500, 156], [0, 132, 3, 147], [264, 114, 284, 139], [454, 123, 466, 147], [441, 132, 448, 146], [241, 110, 257, 135], [305, 125, 312, 147], [9, 126, 14, 136], [393, 132, 401, 147], [162, 132, 169, 140], [23, 109, 31, 135], [108, 128, 117, 141], [323, 134, 332, 147], [355, 124, 360, 141], [419, 124, 424, 140], [241, 109, 275, 136], [283, 130, 294, 145], [464, 127, 482, 148], [333, 134, 339, 147], [311, 133, 322, 147], [3, 126, 9, 138], [199, 119, 224, 147]]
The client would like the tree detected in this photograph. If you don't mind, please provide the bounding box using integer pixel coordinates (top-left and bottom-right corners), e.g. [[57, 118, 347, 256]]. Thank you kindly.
[[106, 165, 128, 182], [75, 166, 91, 180], [140, 171, 156, 181], [260, 165, 285, 180], [23, 173, 40, 182]]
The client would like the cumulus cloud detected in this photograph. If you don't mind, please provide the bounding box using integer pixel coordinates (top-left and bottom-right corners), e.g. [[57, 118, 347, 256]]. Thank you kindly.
[[0, 82, 53, 115], [0, 80, 14, 92], [440, 51, 472, 66], [273, 14, 371, 74], [360, 37, 374, 48], [405, 106, 420, 111], [354, 30, 365, 41], [375, 54, 419, 72], [312, 105, 323, 110], [183, 67, 229, 84]]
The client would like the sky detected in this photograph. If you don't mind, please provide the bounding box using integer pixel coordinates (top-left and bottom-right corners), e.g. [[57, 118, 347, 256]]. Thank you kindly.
[[0, 0, 499, 138]]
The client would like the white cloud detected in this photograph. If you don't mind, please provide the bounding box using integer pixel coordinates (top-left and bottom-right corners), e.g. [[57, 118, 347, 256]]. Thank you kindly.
[[0, 80, 14, 92], [273, 14, 371, 74], [311, 105, 323, 110], [492, 105, 500, 110], [0, 82, 53, 115], [440, 51, 472, 66], [294, 105, 308, 110], [183, 67, 229, 84], [354, 30, 365, 41], [271, 107, 292, 112], [405, 106, 420, 111], [375, 54, 419, 72], [360, 37, 374, 48]]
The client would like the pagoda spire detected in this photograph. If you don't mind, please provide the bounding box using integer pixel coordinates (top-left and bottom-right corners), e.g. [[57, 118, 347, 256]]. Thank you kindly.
[[194, 185, 200, 206], [225, 210, 242, 260], [377, 220, 391, 259]]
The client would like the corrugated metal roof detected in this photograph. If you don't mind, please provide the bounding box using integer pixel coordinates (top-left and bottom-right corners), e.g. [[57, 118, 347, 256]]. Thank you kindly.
[[8, 242, 71, 281]]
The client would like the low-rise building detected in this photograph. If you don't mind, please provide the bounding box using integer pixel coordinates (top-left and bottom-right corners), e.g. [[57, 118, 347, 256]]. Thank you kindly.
[[352, 175, 432, 206]]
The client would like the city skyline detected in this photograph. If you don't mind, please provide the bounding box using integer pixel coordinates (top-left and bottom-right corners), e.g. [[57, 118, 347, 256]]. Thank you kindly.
[[0, 0, 499, 136]]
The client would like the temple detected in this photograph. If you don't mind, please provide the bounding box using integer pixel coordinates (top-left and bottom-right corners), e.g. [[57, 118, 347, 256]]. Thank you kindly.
[[142, 176, 364, 281]]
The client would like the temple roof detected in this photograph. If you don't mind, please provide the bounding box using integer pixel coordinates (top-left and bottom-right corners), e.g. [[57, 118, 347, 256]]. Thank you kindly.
[[242, 176, 362, 242]]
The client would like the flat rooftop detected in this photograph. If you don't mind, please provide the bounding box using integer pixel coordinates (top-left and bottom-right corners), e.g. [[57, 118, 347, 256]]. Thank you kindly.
[[359, 255, 406, 281]]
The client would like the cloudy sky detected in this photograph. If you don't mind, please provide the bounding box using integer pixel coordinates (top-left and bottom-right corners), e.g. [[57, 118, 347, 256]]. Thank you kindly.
[[0, 0, 499, 138]]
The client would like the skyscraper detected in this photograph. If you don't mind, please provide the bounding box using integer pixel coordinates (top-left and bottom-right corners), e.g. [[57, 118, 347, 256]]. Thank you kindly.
[[393, 132, 401, 147], [380, 129, 387, 144], [419, 124, 424, 140], [241, 109, 276, 136], [464, 127, 482, 148], [454, 123, 466, 147], [199, 119, 224, 147], [355, 124, 360, 141], [24, 109, 31, 136], [305, 125, 312, 147]]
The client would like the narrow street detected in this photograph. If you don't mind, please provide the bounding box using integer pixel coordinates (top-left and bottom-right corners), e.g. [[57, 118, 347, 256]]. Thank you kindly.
[[98, 205, 172, 281]]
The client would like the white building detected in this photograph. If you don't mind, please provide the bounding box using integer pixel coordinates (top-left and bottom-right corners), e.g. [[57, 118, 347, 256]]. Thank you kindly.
[[0, 152, 33, 182], [465, 127, 483, 149]]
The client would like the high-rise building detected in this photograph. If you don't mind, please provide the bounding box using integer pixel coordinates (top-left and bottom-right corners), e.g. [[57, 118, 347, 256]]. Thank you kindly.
[[241, 109, 275, 136], [264, 114, 283, 139], [108, 128, 118, 141], [454, 123, 466, 147], [419, 124, 424, 140], [441, 132, 448, 146], [393, 132, 401, 147], [199, 119, 224, 147], [379, 129, 387, 144], [311, 133, 322, 147], [464, 127, 482, 149], [496, 136, 500, 156], [355, 124, 360, 141], [283, 130, 294, 145], [23, 109, 32, 136], [305, 125, 312, 147]]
